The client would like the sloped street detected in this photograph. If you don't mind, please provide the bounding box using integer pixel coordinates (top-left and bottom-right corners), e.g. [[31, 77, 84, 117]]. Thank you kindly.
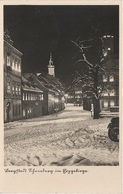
[[4, 104, 119, 166]]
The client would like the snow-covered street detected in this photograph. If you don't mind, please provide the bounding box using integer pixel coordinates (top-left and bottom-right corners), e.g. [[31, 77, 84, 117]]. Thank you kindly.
[[4, 104, 119, 166]]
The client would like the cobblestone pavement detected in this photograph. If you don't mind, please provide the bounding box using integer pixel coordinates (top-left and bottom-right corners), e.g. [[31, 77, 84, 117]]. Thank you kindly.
[[4, 104, 119, 166]]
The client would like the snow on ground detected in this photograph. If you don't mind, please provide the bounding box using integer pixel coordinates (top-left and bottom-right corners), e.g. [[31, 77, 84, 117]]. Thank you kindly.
[[4, 105, 119, 166]]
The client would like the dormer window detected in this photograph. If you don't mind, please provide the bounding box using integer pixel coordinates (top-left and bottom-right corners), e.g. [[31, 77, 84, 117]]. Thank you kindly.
[[109, 75, 114, 82], [103, 75, 108, 82], [110, 89, 115, 96]]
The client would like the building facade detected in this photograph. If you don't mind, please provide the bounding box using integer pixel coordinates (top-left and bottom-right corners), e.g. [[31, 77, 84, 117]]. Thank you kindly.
[[4, 30, 23, 122], [22, 75, 44, 119], [4, 31, 65, 122], [100, 58, 119, 111], [100, 35, 119, 111]]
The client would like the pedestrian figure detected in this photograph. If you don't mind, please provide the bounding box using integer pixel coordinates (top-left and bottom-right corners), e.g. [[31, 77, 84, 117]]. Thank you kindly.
[[54, 105, 59, 117]]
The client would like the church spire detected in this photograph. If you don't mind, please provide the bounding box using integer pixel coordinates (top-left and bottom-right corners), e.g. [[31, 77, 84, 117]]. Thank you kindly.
[[49, 52, 53, 66], [48, 53, 55, 77]]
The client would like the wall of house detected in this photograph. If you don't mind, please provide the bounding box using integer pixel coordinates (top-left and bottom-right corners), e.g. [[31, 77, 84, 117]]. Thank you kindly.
[[4, 41, 22, 122], [48, 93, 55, 114], [22, 91, 43, 119]]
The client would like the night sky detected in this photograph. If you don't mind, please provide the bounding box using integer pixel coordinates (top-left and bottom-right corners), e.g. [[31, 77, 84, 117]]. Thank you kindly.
[[4, 5, 119, 77]]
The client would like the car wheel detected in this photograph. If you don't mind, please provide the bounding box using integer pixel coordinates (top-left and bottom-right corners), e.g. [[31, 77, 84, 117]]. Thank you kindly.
[[108, 127, 119, 142]]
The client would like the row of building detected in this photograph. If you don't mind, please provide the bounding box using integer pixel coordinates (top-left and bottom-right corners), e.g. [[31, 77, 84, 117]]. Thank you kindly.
[[64, 35, 119, 112], [4, 30, 65, 123]]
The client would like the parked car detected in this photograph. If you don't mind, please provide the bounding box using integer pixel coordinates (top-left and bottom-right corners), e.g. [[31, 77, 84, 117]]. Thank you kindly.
[[107, 117, 119, 142]]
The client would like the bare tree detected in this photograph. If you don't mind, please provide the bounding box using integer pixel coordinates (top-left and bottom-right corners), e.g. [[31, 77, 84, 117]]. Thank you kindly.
[[71, 34, 106, 119]]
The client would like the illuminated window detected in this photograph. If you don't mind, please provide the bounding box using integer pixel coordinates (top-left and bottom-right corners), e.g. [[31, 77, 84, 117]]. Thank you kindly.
[[25, 93, 27, 101], [39, 94, 43, 100], [18, 86, 21, 95], [7, 53, 10, 66], [103, 90, 108, 96], [103, 75, 108, 82], [28, 93, 31, 100], [109, 75, 114, 82], [12, 86, 14, 95], [110, 89, 115, 96], [15, 86, 18, 95], [104, 101, 108, 108], [110, 100, 114, 107], [23, 93, 24, 100], [7, 82, 11, 93]]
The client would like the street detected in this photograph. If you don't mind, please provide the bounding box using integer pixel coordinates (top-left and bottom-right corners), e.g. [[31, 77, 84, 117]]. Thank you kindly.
[[4, 104, 119, 166]]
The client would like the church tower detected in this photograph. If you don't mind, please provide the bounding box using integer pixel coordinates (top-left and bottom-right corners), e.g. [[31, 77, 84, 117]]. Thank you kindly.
[[48, 53, 55, 77]]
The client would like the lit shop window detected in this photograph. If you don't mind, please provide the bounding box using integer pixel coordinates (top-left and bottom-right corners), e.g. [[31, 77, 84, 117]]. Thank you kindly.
[[7, 53, 11, 66], [110, 89, 115, 96], [110, 100, 115, 107], [109, 75, 114, 82], [104, 101, 108, 108], [7, 82, 11, 93], [103, 75, 108, 82]]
